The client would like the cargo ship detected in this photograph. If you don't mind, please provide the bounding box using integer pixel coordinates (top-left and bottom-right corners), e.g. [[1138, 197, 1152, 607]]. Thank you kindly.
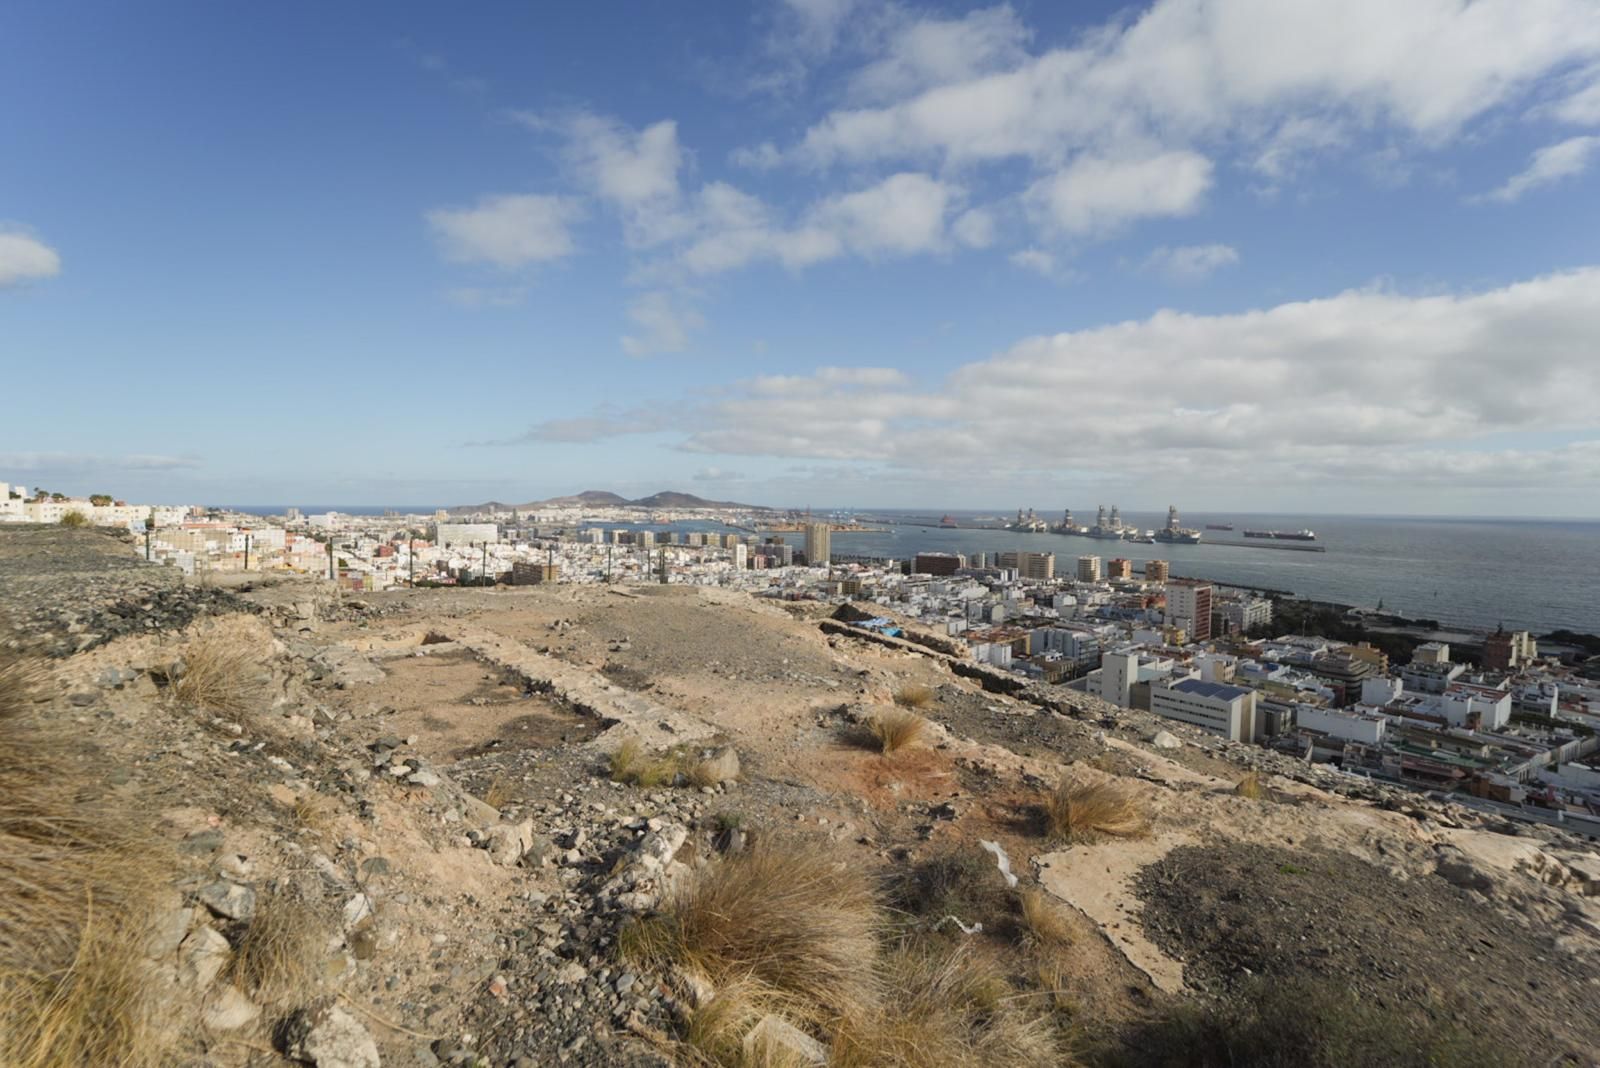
[[1243, 528, 1317, 541], [1205, 523, 1233, 530]]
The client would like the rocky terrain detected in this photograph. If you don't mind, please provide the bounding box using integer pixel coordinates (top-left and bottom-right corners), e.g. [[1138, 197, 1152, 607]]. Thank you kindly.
[[3, 525, 1599, 1067]]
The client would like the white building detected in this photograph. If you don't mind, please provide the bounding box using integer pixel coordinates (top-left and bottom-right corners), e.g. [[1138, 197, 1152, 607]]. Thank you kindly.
[[1150, 677, 1258, 742], [1439, 683, 1512, 730], [1295, 704, 1388, 745], [1360, 676, 1403, 706], [1076, 555, 1102, 582]]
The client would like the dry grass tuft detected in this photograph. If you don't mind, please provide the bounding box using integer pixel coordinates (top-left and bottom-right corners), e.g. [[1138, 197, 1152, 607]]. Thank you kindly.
[[868, 708, 927, 754], [0, 658, 174, 1068], [225, 884, 330, 1005], [1234, 771, 1264, 800], [1044, 779, 1151, 842], [609, 737, 680, 788], [893, 683, 935, 709], [832, 942, 1065, 1067], [482, 773, 512, 810], [292, 791, 337, 837], [172, 621, 271, 718], [620, 840, 882, 1028], [1018, 888, 1073, 950]]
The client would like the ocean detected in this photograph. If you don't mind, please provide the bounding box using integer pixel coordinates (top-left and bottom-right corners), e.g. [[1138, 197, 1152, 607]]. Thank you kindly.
[[815, 511, 1600, 636]]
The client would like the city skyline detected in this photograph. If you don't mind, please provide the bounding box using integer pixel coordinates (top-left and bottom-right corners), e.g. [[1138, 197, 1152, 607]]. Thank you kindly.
[[5, 2, 1600, 513]]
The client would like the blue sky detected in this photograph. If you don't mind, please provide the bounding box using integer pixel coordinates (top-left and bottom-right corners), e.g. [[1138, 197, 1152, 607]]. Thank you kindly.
[[4, 0, 1600, 513]]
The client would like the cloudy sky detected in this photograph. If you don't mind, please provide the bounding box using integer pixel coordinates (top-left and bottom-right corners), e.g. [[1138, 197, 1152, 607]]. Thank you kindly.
[[4, 1, 1600, 514]]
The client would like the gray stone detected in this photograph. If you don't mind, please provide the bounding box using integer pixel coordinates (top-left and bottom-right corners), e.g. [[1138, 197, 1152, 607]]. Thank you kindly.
[[145, 905, 194, 961], [197, 879, 257, 921], [178, 925, 231, 987], [282, 1004, 381, 1068], [1149, 730, 1183, 750], [742, 1014, 827, 1066], [698, 746, 741, 784], [203, 984, 261, 1030]]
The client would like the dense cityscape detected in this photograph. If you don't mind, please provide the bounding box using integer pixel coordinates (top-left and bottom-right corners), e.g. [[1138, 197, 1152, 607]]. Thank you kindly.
[[10, 477, 1597, 837]]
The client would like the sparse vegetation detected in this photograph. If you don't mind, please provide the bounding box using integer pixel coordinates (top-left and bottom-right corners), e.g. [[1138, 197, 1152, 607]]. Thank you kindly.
[[171, 621, 271, 718], [1233, 771, 1263, 800], [832, 941, 1065, 1067], [0, 658, 173, 1068], [59, 510, 88, 528], [1108, 976, 1513, 1068], [893, 683, 935, 709], [609, 738, 733, 789], [868, 707, 927, 754], [626, 838, 1072, 1067], [225, 884, 330, 1005], [1045, 779, 1151, 842]]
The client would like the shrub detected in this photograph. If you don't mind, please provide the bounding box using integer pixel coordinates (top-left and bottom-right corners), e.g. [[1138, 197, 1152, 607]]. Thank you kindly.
[[0, 658, 173, 1068], [1044, 779, 1150, 842], [894, 683, 935, 709], [620, 840, 882, 1028], [868, 708, 927, 754], [59, 511, 88, 528], [172, 621, 271, 718], [1233, 772, 1263, 800]]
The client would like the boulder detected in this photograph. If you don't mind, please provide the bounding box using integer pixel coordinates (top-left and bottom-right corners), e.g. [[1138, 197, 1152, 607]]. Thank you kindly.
[[197, 878, 257, 921], [697, 746, 741, 785], [1149, 730, 1183, 750]]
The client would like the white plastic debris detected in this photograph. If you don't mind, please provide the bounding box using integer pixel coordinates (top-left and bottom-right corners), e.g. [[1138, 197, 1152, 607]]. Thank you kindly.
[[980, 839, 1018, 888], [934, 914, 983, 935]]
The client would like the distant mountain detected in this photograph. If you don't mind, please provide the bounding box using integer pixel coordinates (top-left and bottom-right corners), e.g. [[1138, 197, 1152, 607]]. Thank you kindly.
[[542, 490, 631, 507], [447, 489, 770, 514]]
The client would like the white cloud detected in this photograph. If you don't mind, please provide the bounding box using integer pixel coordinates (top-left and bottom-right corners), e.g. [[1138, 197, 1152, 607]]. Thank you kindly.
[[0, 230, 61, 287], [621, 290, 704, 356], [553, 268, 1600, 495], [849, 5, 1030, 103], [672, 171, 962, 275], [1025, 151, 1213, 235], [426, 194, 581, 268], [1143, 243, 1240, 281], [782, 0, 857, 53], [811, 172, 958, 256], [1478, 135, 1600, 202], [951, 207, 997, 248], [1552, 69, 1600, 124], [1009, 248, 1057, 276], [790, 0, 1600, 171]]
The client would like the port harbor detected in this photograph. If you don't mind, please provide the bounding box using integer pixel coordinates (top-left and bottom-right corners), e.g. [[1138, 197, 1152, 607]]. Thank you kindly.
[[858, 506, 1327, 552]]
